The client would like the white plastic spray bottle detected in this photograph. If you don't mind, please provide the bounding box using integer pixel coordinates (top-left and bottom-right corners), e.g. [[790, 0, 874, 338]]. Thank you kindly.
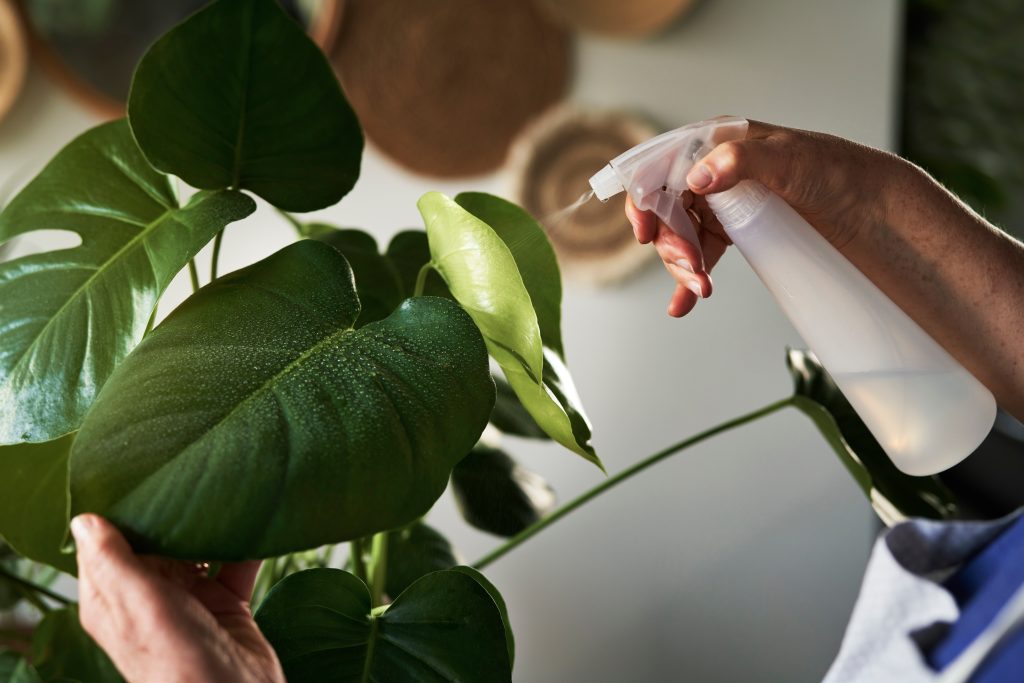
[[589, 117, 996, 476]]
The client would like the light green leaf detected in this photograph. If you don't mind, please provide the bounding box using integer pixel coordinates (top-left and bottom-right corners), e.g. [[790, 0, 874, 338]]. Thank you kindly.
[[0, 120, 256, 444], [418, 192, 543, 381], [127, 0, 362, 212], [0, 435, 76, 574], [419, 192, 598, 466], [385, 523, 459, 598], [32, 606, 122, 683], [455, 192, 563, 356], [71, 240, 494, 560], [451, 445, 556, 537], [254, 567, 513, 682], [788, 349, 958, 525]]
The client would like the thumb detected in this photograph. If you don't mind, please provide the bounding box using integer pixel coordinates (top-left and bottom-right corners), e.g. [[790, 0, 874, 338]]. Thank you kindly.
[[72, 514, 145, 584], [686, 137, 784, 197]]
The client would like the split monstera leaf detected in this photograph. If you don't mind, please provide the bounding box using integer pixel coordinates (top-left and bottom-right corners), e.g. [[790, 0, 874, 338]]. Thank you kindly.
[[0, 0, 602, 677]]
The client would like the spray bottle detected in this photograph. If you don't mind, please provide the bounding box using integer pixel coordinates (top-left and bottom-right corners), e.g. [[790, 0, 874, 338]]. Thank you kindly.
[[589, 117, 996, 476]]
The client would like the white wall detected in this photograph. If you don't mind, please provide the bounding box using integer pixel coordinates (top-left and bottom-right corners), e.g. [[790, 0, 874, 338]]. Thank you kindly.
[[0, 0, 901, 680]]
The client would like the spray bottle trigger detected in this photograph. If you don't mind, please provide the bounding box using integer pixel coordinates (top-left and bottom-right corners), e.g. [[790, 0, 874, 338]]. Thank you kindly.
[[649, 190, 702, 260]]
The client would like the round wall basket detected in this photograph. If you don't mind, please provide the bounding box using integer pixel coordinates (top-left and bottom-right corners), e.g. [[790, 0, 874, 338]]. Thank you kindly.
[[509, 107, 658, 286], [0, 0, 28, 125], [537, 0, 698, 38], [22, 0, 342, 118], [331, 0, 571, 178]]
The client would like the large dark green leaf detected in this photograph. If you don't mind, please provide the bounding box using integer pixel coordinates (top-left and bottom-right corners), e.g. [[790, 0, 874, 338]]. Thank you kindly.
[[31, 606, 122, 683], [418, 192, 599, 466], [70, 240, 494, 560], [788, 349, 958, 524], [0, 435, 76, 573], [0, 120, 255, 444], [127, 0, 362, 212], [255, 567, 513, 682], [386, 523, 459, 598], [451, 445, 556, 537], [0, 653, 43, 683]]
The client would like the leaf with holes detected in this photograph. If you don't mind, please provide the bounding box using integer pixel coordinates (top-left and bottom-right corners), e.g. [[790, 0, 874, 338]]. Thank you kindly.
[[255, 567, 513, 682], [70, 240, 494, 559], [0, 120, 255, 444], [128, 0, 362, 212]]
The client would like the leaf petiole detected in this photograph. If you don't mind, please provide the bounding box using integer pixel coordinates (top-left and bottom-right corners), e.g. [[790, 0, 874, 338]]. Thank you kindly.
[[0, 564, 72, 607], [413, 262, 434, 297], [188, 258, 200, 293], [369, 532, 388, 607], [210, 230, 225, 281]]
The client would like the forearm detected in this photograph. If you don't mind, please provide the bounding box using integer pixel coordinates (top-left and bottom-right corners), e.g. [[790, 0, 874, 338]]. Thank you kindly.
[[842, 156, 1024, 420]]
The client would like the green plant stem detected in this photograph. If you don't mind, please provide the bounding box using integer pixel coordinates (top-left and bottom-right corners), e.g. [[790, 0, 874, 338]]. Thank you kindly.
[[369, 532, 388, 607], [210, 229, 225, 281], [0, 565, 71, 606], [275, 207, 307, 238], [144, 308, 157, 336], [473, 397, 795, 570], [350, 538, 368, 583], [188, 259, 200, 293], [15, 583, 49, 613], [413, 263, 433, 297]]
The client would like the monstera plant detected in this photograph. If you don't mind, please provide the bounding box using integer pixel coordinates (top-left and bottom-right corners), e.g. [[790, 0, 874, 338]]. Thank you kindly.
[[0, 1, 960, 681]]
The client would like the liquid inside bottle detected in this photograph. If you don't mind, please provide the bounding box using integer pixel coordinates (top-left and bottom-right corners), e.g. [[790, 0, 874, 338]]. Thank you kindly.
[[708, 182, 997, 476]]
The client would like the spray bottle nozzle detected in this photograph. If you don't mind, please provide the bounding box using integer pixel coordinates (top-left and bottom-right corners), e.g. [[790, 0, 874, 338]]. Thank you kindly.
[[589, 165, 623, 202], [588, 117, 749, 255]]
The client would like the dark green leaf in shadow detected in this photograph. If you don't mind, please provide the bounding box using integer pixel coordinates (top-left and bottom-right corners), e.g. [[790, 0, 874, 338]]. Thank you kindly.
[[451, 446, 556, 537], [254, 567, 513, 682], [70, 240, 494, 560], [489, 375, 548, 439], [386, 230, 450, 299], [31, 606, 122, 683], [0, 120, 255, 444], [788, 349, 958, 524], [418, 192, 599, 467], [448, 566, 515, 668], [0, 435, 76, 574], [385, 523, 459, 598], [313, 228, 404, 327], [386, 231, 430, 296], [0, 652, 44, 683], [128, 0, 363, 212]]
